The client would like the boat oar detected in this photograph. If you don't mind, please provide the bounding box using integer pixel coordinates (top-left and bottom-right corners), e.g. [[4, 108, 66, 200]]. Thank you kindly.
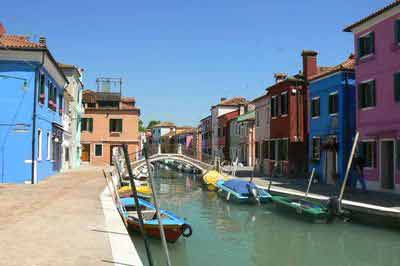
[[122, 145, 154, 266], [338, 131, 359, 213], [304, 168, 315, 200]]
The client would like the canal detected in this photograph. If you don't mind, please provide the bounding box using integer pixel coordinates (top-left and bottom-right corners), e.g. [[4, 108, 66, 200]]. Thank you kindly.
[[130, 167, 400, 266]]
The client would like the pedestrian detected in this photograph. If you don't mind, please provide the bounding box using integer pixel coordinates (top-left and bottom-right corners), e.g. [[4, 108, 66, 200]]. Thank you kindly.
[[352, 155, 367, 192]]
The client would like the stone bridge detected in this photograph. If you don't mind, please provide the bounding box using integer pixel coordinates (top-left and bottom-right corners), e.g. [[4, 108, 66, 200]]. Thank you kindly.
[[132, 153, 213, 175]]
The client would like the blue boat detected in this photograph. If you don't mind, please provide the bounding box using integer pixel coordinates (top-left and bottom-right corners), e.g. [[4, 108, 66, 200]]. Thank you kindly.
[[120, 197, 192, 242], [216, 179, 271, 204]]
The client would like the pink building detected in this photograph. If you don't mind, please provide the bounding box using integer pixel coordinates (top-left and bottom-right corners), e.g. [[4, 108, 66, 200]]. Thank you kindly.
[[344, 1, 400, 191]]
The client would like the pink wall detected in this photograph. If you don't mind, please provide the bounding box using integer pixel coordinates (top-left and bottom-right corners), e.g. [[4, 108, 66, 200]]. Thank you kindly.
[[354, 12, 400, 184]]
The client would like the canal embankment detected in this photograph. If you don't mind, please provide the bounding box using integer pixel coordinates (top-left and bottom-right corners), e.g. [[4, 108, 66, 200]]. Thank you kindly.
[[0, 165, 141, 266]]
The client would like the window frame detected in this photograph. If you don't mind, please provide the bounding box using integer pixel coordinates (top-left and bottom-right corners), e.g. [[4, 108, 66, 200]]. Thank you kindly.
[[81, 117, 93, 132], [311, 137, 321, 161], [358, 79, 376, 110], [394, 72, 400, 102], [46, 132, 51, 160], [328, 91, 339, 116], [280, 91, 288, 116], [94, 143, 103, 157], [360, 140, 376, 169], [109, 118, 123, 133], [358, 31, 375, 59], [311, 96, 320, 119]]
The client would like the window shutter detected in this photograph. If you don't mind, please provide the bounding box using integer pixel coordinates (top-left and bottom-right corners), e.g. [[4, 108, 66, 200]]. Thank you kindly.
[[371, 80, 376, 106], [395, 73, 400, 102], [358, 37, 363, 58], [89, 119, 93, 132], [358, 84, 364, 108], [370, 32, 375, 54], [395, 20, 400, 43]]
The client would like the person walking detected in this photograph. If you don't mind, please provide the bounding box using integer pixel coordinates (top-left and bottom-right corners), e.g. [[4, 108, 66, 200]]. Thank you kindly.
[[352, 155, 367, 192]]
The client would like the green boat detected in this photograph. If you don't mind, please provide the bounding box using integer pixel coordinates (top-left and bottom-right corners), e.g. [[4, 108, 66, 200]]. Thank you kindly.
[[271, 195, 332, 223]]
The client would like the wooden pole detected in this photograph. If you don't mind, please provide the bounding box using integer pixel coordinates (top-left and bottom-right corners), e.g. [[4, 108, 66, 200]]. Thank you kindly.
[[122, 144, 154, 266], [338, 131, 359, 212], [305, 168, 315, 199], [143, 143, 172, 266]]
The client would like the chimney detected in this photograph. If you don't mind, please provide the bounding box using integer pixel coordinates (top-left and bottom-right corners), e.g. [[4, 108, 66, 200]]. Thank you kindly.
[[0, 22, 6, 37], [220, 97, 227, 103], [301, 50, 318, 80], [274, 73, 287, 83], [39, 36, 47, 46]]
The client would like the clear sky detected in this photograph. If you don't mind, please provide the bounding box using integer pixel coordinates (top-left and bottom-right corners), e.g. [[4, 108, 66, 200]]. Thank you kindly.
[[1, 0, 393, 126]]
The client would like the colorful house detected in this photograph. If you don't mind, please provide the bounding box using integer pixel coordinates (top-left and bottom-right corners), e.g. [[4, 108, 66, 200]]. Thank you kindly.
[[308, 54, 356, 184], [237, 110, 256, 166], [217, 110, 239, 161], [210, 97, 247, 160], [252, 91, 271, 175], [0, 25, 68, 183], [344, 1, 400, 191], [200, 115, 212, 161], [229, 117, 240, 162]]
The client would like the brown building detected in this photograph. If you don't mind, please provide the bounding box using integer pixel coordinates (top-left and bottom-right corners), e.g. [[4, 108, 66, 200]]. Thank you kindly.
[[80, 90, 140, 165]]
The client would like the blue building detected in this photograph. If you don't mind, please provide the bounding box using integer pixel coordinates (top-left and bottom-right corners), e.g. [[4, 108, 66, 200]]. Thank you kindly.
[[0, 29, 68, 183], [308, 54, 356, 184]]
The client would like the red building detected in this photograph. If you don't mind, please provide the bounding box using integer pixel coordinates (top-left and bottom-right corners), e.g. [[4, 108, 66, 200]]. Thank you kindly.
[[265, 51, 321, 178], [218, 110, 240, 161]]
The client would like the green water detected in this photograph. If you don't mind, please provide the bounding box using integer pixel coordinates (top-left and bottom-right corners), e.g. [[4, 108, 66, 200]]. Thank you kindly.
[[131, 167, 400, 266]]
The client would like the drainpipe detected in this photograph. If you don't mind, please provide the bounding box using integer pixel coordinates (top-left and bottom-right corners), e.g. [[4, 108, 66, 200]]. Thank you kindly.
[[31, 51, 45, 184]]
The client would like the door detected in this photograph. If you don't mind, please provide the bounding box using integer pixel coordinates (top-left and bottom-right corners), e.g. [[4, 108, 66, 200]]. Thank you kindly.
[[81, 144, 90, 162], [326, 150, 337, 184], [110, 145, 121, 165], [381, 140, 394, 189]]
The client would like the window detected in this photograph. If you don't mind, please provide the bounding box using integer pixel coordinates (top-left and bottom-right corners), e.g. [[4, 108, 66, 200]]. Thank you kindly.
[[311, 97, 320, 118], [256, 111, 260, 127], [280, 92, 288, 116], [38, 74, 45, 104], [358, 32, 374, 58], [271, 96, 278, 118], [95, 144, 103, 157], [109, 119, 123, 133], [358, 80, 376, 108], [395, 20, 400, 44], [360, 141, 376, 168], [278, 139, 288, 161], [37, 129, 42, 160], [395, 72, 400, 102], [46, 132, 51, 160], [58, 94, 63, 115], [263, 141, 269, 159], [81, 118, 93, 132], [312, 137, 321, 161], [255, 142, 259, 159], [65, 148, 69, 162], [269, 140, 276, 160], [47, 81, 57, 111], [329, 92, 339, 115]]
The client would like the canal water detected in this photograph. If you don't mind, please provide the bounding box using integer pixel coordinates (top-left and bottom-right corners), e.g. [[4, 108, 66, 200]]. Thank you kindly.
[[131, 167, 400, 266]]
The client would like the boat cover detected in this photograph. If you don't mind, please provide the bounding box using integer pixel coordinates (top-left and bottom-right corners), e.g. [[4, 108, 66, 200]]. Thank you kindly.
[[223, 179, 257, 195]]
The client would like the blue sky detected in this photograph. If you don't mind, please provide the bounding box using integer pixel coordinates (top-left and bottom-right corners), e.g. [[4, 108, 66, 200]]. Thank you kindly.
[[1, 0, 392, 126]]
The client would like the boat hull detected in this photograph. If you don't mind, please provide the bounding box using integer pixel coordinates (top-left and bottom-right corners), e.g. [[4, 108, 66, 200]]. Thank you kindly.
[[127, 219, 185, 243]]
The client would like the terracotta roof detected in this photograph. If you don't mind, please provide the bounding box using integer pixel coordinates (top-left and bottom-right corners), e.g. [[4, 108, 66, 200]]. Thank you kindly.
[[0, 35, 45, 49], [344, 0, 400, 32], [308, 55, 355, 81], [152, 122, 176, 128], [219, 97, 247, 106]]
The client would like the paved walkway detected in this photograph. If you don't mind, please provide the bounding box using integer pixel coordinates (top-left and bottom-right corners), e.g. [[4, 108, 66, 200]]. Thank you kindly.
[[0, 166, 114, 266]]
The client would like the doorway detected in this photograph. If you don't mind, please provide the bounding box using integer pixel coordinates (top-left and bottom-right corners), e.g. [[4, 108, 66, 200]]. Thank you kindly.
[[110, 145, 121, 165], [380, 140, 395, 189], [81, 144, 90, 162]]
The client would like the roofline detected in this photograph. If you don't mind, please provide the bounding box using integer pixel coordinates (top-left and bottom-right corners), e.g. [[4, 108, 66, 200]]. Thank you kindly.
[[309, 68, 355, 82], [200, 115, 211, 121], [0, 46, 69, 84], [250, 93, 269, 103], [343, 0, 400, 32], [264, 77, 305, 92]]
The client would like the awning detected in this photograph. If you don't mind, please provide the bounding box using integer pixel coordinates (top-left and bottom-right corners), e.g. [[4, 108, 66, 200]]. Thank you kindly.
[[237, 111, 255, 123]]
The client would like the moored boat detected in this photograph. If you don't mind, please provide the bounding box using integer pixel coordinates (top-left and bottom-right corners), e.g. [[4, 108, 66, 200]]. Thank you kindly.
[[118, 179, 153, 199], [120, 197, 193, 242], [216, 179, 271, 204], [271, 195, 332, 223], [202, 170, 229, 191]]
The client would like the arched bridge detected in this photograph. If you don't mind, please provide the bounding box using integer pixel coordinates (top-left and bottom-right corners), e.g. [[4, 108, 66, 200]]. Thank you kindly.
[[132, 153, 213, 175]]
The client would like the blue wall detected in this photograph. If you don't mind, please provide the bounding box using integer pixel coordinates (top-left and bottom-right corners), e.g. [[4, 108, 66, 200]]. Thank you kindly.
[[0, 61, 64, 183], [308, 71, 356, 183]]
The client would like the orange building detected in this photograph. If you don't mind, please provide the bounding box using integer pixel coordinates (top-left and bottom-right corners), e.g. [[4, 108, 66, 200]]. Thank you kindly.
[[80, 90, 140, 165]]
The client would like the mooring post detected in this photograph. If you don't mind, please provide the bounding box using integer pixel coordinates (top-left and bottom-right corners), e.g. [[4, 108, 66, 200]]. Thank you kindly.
[[157, 144, 162, 155], [177, 144, 182, 154]]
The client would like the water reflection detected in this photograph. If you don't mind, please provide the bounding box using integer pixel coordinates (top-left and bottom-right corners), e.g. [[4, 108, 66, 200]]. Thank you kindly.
[[132, 167, 400, 266]]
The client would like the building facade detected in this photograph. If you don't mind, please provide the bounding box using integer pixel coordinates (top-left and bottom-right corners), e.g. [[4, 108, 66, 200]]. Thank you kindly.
[[211, 97, 247, 160], [237, 110, 256, 166], [344, 1, 400, 191], [59, 63, 84, 171], [200, 115, 212, 161], [0, 26, 68, 183], [81, 90, 140, 165], [308, 55, 356, 184], [217, 110, 239, 162], [252, 93, 271, 175], [229, 117, 241, 163], [151, 122, 176, 145]]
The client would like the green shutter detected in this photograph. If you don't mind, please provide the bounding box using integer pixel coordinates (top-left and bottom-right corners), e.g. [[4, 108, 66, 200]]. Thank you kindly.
[[89, 118, 93, 132], [118, 119, 123, 132], [395, 73, 400, 102], [358, 37, 364, 58], [371, 80, 376, 106], [395, 20, 400, 43], [370, 32, 375, 54], [358, 84, 364, 108]]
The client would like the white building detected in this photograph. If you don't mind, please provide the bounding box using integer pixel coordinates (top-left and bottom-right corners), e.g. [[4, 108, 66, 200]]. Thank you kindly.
[[151, 122, 176, 145]]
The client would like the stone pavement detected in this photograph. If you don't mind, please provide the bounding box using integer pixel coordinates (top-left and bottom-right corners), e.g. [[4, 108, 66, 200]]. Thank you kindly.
[[0, 166, 114, 266]]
